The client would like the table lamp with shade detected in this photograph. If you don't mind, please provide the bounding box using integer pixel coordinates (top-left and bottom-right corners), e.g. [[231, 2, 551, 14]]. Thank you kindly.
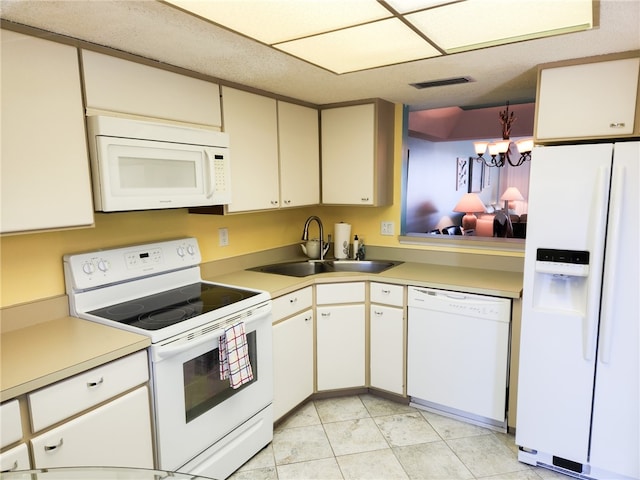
[[453, 193, 486, 230], [500, 186, 524, 212]]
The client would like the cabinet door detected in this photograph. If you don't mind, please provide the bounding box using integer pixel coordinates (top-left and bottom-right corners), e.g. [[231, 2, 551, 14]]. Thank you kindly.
[[0, 443, 30, 473], [535, 57, 639, 141], [1, 29, 93, 234], [0, 400, 22, 448], [321, 104, 375, 205], [278, 101, 320, 208], [321, 100, 394, 206], [273, 310, 314, 421], [316, 304, 365, 390], [222, 87, 279, 212], [31, 386, 153, 469], [82, 50, 222, 127], [370, 305, 404, 395]]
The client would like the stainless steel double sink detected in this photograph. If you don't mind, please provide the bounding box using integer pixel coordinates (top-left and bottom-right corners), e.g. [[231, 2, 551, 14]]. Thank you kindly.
[[248, 259, 402, 277]]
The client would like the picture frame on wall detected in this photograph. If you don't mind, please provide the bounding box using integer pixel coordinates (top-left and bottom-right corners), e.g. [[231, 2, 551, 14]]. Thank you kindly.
[[456, 157, 468, 191], [468, 158, 484, 193]]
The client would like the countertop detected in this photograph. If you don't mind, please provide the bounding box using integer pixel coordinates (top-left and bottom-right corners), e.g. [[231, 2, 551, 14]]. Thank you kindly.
[[0, 317, 150, 401], [205, 261, 523, 300], [0, 260, 521, 402]]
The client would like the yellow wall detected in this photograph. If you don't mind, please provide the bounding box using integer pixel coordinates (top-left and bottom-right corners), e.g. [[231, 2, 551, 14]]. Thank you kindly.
[[0, 104, 522, 308], [0, 107, 407, 308]]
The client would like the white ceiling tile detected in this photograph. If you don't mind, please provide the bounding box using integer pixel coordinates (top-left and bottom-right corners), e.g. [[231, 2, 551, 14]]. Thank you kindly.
[[165, 0, 391, 44], [274, 17, 442, 74]]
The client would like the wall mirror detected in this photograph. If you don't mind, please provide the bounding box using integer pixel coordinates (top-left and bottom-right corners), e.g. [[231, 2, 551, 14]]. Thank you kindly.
[[401, 103, 534, 248]]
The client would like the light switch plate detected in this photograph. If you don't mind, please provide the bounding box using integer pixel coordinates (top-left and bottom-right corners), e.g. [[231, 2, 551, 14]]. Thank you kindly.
[[381, 221, 395, 236], [218, 227, 229, 246]]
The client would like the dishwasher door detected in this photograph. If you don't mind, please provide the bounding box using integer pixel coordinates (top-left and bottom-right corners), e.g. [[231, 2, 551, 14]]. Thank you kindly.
[[407, 287, 511, 431]]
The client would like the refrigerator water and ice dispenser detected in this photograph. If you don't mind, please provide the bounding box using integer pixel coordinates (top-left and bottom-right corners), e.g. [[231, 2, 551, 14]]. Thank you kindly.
[[533, 248, 590, 313]]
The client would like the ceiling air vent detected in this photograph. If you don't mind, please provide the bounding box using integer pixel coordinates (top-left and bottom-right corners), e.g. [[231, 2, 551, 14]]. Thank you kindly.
[[410, 76, 474, 89]]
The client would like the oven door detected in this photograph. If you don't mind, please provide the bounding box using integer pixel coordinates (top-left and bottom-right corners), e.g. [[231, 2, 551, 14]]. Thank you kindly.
[[150, 305, 272, 471]]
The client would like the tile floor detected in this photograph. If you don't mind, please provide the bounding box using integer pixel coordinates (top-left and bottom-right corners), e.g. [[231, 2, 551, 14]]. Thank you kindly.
[[229, 394, 569, 480]]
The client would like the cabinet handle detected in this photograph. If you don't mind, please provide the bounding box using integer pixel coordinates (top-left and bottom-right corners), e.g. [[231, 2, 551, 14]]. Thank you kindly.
[[1, 460, 19, 472], [381, 289, 391, 294], [86, 376, 104, 388], [305, 315, 312, 322], [361, 197, 369, 202], [321, 312, 331, 317], [609, 122, 625, 128], [284, 199, 291, 205], [289, 297, 298, 304], [270, 200, 279, 206], [374, 310, 384, 316], [44, 438, 64, 452]]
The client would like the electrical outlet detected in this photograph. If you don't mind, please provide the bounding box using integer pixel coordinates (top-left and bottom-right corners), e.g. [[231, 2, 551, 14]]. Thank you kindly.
[[381, 221, 395, 236], [218, 227, 229, 246]]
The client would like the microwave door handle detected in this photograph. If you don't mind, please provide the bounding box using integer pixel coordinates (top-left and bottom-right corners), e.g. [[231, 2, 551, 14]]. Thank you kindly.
[[204, 149, 214, 199]]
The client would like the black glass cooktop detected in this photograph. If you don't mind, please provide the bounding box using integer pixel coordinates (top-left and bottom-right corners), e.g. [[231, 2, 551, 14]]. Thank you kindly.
[[88, 282, 260, 331]]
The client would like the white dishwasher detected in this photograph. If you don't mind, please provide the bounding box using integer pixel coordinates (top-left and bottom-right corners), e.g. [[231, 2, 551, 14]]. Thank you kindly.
[[407, 286, 511, 431]]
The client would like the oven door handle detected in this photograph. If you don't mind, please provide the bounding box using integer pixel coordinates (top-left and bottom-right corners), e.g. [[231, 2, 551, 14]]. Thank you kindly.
[[155, 330, 224, 359]]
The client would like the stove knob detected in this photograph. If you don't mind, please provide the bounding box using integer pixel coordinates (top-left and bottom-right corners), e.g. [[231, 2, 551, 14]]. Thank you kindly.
[[177, 246, 186, 257], [97, 259, 110, 272], [82, 262, 95, 275], [187, 245, 196, 256]]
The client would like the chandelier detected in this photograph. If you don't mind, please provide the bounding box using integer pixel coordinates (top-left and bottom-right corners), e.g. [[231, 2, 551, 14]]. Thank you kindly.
[[473, 102, 533, 167]]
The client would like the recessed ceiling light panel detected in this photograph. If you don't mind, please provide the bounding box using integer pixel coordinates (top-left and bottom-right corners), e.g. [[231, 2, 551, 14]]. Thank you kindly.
[[275, 17, 442, 74], [406, 0, 594, 53], [164, 0, 392, 44]]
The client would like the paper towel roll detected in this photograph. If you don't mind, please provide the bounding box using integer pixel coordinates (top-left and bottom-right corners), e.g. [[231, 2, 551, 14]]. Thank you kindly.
[[334, 223, 352, 259]]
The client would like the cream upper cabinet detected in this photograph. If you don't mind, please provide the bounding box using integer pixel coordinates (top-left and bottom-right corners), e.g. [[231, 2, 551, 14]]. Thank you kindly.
[[321, 100, 395, 206], [1, 29, 94, 234], [221, 87, 320, 212], [278, 101, 320, 208], [535, 54, 640, 142], [82, 50, 222, 127], [221, 86, 280, 212]]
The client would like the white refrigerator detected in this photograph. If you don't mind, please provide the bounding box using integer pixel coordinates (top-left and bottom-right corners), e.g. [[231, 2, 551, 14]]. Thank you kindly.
[[516, 142, 639, 480]]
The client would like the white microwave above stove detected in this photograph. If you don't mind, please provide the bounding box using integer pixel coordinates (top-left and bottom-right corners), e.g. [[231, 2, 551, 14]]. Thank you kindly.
[[87, 115, 232, 212]]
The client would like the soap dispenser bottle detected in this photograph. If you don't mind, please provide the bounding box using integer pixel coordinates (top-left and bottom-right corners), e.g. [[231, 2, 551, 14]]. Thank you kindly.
[[352, 235, 359, 260]]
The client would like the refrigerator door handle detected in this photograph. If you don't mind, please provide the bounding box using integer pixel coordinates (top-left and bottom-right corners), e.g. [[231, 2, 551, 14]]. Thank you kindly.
[[599, 165, 625, 364], [583, 166, 610, 362]]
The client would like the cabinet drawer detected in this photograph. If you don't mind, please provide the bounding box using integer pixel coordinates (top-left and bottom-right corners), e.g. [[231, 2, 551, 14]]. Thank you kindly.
[[0, 400, 23, 448], [28, 351, 149, 432], [0, 443, 30, 473], [370, 282, 404, 307], [272, 287, 313, 321], [30, 386, 153, 469], [316, 282, 365, 304]]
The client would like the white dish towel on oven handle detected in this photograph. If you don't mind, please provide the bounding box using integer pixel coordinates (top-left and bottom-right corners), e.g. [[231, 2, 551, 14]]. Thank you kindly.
[[219, 322, 254, 389]]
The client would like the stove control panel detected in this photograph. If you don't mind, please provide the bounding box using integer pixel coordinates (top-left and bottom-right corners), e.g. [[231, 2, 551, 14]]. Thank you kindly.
[[64, 237, 202, 291]]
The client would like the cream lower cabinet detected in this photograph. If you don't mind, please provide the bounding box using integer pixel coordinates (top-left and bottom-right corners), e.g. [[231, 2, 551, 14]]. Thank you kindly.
[[27, 351, 153, 469], [272, 287, 314, 421], [273, 311, 314, 421], [30, 387, 153, 469], [0, 399, 30, 472], [316, 283, 366, 391], [1, 29, 93, 234], [370, 282, 405, 396], [0, 444, 30, 473]]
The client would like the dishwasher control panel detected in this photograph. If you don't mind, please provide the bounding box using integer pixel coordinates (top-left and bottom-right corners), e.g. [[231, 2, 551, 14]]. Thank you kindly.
[[407, 287, 510, 322]]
